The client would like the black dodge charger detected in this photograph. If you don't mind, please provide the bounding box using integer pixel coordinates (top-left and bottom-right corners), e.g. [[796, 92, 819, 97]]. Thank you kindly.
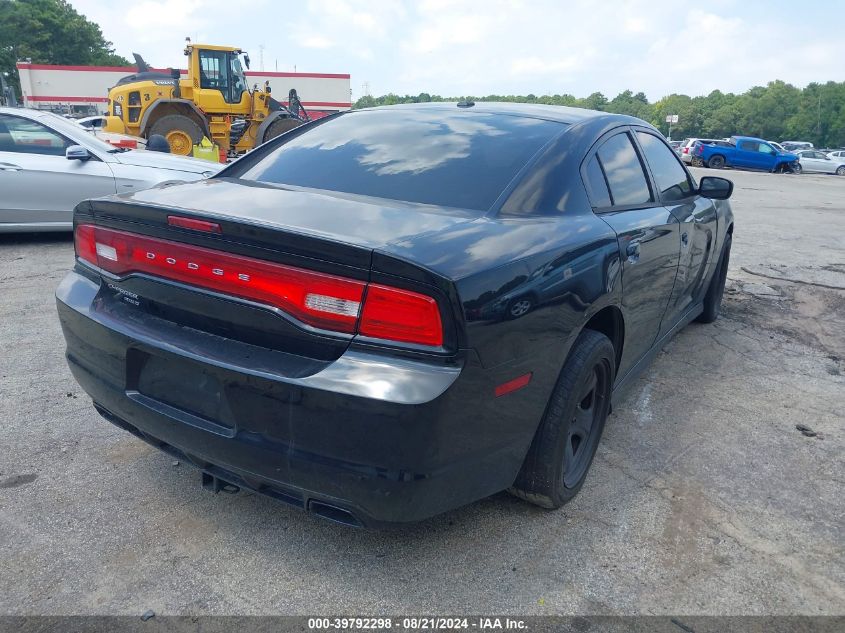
[[56, 103, 734, 527]]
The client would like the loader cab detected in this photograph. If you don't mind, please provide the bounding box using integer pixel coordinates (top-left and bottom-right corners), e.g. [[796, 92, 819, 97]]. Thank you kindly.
[[192, 46, 250, 109]]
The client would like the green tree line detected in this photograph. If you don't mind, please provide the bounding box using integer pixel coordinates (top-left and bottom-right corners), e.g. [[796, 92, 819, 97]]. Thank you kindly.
[[0, 0, 129, 97], [354, 80, 845, 148]]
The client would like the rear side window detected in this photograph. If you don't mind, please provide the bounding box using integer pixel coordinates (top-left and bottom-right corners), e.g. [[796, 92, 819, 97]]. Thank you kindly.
[[739, 140, 760, 152], [583, 155, 611, 207], [234, 109, 565, 211], [595, 132, 652, 206], [636, 132, 693, 202]]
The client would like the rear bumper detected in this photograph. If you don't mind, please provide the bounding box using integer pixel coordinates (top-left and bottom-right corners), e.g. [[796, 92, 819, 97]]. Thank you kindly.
[[56, 271, 546, 526]]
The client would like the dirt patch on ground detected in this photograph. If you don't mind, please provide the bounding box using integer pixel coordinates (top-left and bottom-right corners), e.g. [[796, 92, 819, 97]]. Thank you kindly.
[[722, 275, 845, 365]]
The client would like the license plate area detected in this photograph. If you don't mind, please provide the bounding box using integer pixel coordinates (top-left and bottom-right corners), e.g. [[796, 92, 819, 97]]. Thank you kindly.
[[126, 348, 236, 437]]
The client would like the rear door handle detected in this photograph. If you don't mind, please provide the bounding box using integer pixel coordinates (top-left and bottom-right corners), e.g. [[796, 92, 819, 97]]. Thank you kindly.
[[681, 232, 689, 246], [626, 241, 641, 261], [0, 162, 22, 171]]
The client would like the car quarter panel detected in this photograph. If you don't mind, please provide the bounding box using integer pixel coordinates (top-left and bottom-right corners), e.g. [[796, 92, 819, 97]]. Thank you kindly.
[[56, 269, 554, 524]]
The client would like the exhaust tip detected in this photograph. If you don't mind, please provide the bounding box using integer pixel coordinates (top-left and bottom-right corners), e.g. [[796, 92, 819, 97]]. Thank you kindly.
[[308, 500, 362, 528]]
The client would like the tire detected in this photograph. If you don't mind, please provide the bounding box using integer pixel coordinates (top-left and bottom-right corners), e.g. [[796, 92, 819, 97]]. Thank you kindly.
[[836, 165, 845, 176], [708, 155, 726, 169], [506, 296, 534, 319], [696, 233, 732, 323], [262, 117, 303, 144], [509, 329, 615, 508], [791, 162, 802, 174], [149, 114, 203, 156], [691, 157, 703, 167]]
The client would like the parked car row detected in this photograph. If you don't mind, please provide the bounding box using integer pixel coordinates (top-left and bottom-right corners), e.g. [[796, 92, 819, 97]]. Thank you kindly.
[[676, 135, 845, 175], [0, 107, 221, 232]]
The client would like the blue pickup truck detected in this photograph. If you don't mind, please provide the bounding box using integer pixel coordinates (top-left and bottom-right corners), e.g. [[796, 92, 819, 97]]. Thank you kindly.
[[696, 136, 800, 173]]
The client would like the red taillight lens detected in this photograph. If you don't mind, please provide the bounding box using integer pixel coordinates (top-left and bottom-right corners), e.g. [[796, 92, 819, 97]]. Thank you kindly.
[[74, 224, 445, 347], [359, 284, 443, 347], [76, 225, 365, 332], [74, 223, 98, 267], [682, 147, 689, 154]]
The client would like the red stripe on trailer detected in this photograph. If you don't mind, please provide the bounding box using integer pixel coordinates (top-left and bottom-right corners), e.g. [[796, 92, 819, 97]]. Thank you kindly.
[[245, 71, 351, 79], [26, 96, 109, 103], [17, 62, 350, 79], [25, 95, 350, 108]]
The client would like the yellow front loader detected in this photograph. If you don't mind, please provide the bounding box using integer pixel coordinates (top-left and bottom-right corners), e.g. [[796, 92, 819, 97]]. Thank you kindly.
[[103, 40, 308, 155]]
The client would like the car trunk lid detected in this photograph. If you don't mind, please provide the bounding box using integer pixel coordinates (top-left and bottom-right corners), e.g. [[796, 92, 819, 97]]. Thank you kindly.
[[74, 179, 470, 364]]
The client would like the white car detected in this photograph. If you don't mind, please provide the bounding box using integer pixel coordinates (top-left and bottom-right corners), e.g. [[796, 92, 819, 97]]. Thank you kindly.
[[76, 115, 147, 150], [781, 141, 814, 153], [827, 149, 845, 161], [794, 150, 845, 175], [0, 107, 221, 232]]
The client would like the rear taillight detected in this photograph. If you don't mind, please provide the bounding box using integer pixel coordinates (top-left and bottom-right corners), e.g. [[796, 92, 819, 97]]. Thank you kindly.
[[682, 147, 689, 154], [359, 284, 443, 347], [74, 224, 444, 347]]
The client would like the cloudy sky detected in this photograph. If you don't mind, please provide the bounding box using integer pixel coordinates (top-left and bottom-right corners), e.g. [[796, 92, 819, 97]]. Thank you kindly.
[[71, 0, 844, 101]]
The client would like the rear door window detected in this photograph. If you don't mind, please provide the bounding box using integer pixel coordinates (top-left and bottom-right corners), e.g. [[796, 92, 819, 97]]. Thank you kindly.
[[636, 131, 693, 202], [595, 132, 652, 206], [583, 155, 612, 208]]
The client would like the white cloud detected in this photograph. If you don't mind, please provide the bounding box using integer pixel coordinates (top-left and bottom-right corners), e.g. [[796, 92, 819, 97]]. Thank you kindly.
[[69, 0, 845, 99], [298, 35, 336, 49]]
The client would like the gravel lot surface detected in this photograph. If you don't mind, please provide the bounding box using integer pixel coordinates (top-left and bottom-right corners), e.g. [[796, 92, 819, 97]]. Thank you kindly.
[[1, 168, 843, 616]]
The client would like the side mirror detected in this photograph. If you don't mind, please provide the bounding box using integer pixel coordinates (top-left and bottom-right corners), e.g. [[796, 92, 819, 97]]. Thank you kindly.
[[66, 145, 91, 161], [243, 54, 251, 69], [699, 176, 733, 200]]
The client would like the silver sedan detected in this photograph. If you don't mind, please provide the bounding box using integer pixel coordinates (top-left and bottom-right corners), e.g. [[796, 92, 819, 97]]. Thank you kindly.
[[0, 107, 221, 232], [794, 150, 845, 175]]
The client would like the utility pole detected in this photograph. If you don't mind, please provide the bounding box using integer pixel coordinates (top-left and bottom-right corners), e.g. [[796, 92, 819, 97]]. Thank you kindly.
[[258, 44, 265, 71]]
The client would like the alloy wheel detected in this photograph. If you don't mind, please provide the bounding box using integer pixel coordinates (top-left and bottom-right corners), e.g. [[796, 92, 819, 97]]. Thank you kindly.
[[563, 360, 611, 487], [509, 299, 532, 317]]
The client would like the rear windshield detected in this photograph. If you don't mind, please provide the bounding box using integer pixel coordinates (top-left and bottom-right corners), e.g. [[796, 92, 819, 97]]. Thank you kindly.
[[235, 109, 565, 211]]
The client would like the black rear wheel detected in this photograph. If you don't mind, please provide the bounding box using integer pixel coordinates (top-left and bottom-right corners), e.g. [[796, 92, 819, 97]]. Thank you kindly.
[[509, 329, 615, 508], [697, 233, 732, 323], [708, 155, 726, 169]]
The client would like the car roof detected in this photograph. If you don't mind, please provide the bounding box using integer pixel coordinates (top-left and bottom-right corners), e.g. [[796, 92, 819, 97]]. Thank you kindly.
[[362, 101, 645, 126], [0, 106, 64, 123], [732, 135, 771, 143]]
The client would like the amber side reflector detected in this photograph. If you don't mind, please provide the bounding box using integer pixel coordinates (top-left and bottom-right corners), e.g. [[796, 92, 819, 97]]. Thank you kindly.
[[167, 215, 222, 234], [494, 372, 533, 398]]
